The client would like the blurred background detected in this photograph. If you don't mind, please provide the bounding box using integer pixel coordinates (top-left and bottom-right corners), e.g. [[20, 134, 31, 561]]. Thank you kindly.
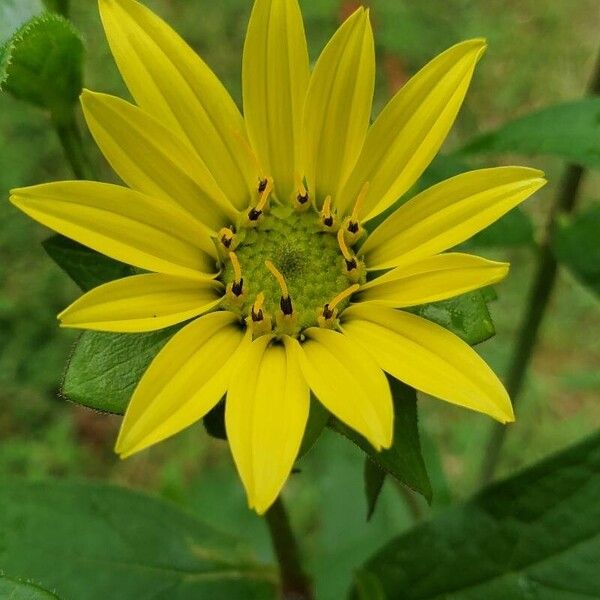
[[1, 1, 598, 598]]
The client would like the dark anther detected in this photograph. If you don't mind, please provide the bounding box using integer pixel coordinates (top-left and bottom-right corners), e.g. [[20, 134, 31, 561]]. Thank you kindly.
[[248, 208, 262, 221], [280, 295, 293, 316], [297, 193, 309, 205], [232, 278, 244, 296], [251, 308, 264, 322], [258, 178, 268, 193], [345, 258, 357, 271], [221, 235, 232, 248], [322, 304, 334, 320], [323, 215, 334, 227], [347, 220, 359, 234]]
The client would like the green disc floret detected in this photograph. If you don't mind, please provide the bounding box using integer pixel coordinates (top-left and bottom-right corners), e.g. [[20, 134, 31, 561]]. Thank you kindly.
[[220, 206, 364, 336]]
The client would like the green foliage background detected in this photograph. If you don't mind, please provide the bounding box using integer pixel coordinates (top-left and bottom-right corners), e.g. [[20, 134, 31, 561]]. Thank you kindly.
[[1, 1, 599, 598]]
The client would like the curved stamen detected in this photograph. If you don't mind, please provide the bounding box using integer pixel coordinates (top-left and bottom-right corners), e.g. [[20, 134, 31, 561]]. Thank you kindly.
[[265, 260, 291, 313], [251, 291, 266, 321], [294, 173, 309, 209], [228, 251, 244, 297], [328, 283, 360, 311], [337, 227, 357, 271], [218, 227, 236, 250], [320, 195, 335, 230], [265, 260, 297, 334], [248, 176, 274, 222], [247, 291, 272, 337], [319, 283, 360, 327], [345, 182, 369, 243]]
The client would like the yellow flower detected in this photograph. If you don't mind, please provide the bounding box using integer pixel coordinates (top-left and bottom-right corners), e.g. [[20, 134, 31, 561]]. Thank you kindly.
[[10, 0, 545, 514]]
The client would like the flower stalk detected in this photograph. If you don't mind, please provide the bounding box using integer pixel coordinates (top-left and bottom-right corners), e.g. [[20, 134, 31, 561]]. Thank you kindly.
[[479, 47, 600, 484], [52, 110, 94, 181], [264, 497, 314, 600]]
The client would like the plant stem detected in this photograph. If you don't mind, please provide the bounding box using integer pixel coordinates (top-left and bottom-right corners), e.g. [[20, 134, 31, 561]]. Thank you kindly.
[[394, 481, 424, 522], [53, 111, 94, 180], [264, 497, 314, 600], [479, 48, 600, 485]]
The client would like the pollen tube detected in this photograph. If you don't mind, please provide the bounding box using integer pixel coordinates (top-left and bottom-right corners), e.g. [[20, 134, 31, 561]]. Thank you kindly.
[[247, 291, 272, 337], [248, 176, 273, 221], [318, 283, 360, 328], [337, 227, 364, 283], [346, 182, 369, 242], [251, 291, 266, 320], [227, 251, 244, 298], [265, 260, 292, 315], [265, 260, 298, 335], [337, 227, 357, 272], [294, 173, 309, 210], [218, 227, 236, 250], [320, 195, 335, 229]]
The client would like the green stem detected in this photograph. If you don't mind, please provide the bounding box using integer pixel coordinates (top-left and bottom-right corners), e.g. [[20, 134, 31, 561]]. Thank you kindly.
[[53, 111, 94, 180], [479, 48, 600, 485], [264, 497, 314, 600], [394, 480, 424, 522]]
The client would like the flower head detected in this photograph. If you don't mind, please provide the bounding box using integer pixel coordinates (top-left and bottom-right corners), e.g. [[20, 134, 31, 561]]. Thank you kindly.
[[10, 0, 546, 513]]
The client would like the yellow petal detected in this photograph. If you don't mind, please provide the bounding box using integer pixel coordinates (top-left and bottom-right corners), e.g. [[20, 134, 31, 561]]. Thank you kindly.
[[361, 167, 546, 270], [59, 273, 223, 332], [342, 304, 514, 423], [337, 39, 487, 220], [81, 90, 237, 231], [302, 8, 374, 204], [358, 253, 509, 308], [10, 182, 216, 280], [293, 328, 393, 450], [116, 311, 246, 457], [99, 0, 256, 210], [243, 0, 309, 201], [226, 337, 309, 514]]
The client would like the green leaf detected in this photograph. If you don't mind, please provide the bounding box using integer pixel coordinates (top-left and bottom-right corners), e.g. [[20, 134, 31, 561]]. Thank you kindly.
[[0, 576, 60, 600], [480, 285, 498, 303], [553, 203, 600, 296], [419, 428, 453, 509], [353, 431, 600, 600], [1, 12, 83, 121], [62, 328, 177, 414], [203, 398, 227, 440], [461, 98, 600, 169], [0, 44, 10, 91], [0, 480, 277, 600], [332, 379, 432, 504], [411, 289, 496, 346], [353, 570, 387, 600], [43, 235, 135, 292], [364, 459, 386, 521]]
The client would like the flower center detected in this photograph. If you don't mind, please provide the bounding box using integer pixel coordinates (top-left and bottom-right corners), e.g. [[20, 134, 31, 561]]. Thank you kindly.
[[219, 204, 365, 337]]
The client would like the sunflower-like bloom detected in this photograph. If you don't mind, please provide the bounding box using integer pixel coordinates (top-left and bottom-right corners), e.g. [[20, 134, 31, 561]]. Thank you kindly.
[[10, 0, 545, 513]]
